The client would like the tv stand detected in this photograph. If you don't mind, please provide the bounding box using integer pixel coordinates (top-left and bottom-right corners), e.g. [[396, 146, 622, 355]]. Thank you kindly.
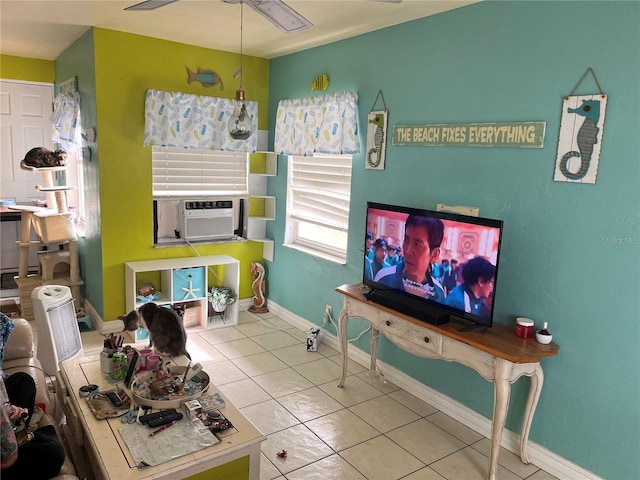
[[336, 283, 559, 480]]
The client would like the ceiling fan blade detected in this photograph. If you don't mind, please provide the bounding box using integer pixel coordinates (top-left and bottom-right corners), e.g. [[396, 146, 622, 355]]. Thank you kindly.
[[245, 0, 312, 34], [126, 0, 311, 34], [125, 0, 178, 11]]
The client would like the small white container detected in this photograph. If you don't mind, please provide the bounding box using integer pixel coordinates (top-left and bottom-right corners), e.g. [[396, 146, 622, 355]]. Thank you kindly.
[[535, 322, 553, 344], [183, 400, 203, 420], [100, 351, 112, 374], [307, 328, 320, 351]]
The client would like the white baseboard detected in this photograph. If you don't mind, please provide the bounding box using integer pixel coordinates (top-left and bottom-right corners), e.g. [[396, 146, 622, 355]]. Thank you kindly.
[[83, 299, 124, 334], [266, 300, 602, 480]]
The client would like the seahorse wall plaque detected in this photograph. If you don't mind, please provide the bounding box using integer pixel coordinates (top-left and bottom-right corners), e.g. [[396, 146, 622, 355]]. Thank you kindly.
[[366, 110, 388, 170], [554, 94, 607, 184]]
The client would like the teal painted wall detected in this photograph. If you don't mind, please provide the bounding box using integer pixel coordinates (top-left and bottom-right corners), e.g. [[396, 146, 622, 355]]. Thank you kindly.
[[54, 30, 104, 316], [267, 2, 640, 479]]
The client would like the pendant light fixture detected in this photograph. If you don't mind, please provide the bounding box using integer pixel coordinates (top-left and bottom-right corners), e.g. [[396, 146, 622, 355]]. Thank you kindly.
[[228, 2, 253, 140]]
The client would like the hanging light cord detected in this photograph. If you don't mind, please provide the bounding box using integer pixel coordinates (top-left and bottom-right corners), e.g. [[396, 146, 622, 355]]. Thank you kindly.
[[239, 2, 244, 91]]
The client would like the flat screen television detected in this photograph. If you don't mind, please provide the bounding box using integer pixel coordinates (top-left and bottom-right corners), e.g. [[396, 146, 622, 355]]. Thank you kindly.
[[363, 202, 504, 330]]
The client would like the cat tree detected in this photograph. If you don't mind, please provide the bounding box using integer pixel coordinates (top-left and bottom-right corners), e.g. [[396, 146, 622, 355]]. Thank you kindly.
[[11, 164, 83, 321]]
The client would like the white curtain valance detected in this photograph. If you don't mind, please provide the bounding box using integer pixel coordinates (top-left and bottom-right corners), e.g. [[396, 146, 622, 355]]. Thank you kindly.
[[143, 89, 258, 152], [51, 91, 81, 153], [274, 91, 360, 156]]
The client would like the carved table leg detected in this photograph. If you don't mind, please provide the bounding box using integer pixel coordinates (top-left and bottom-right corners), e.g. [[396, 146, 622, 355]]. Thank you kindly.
[[370, 327, 380, 373], [489, 359, 512, 480], [520, 363, 544, 463], [337, 309, 349, 388]]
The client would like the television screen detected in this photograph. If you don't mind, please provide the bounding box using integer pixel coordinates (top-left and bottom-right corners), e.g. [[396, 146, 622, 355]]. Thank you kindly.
[[363, 202, 503, 329]]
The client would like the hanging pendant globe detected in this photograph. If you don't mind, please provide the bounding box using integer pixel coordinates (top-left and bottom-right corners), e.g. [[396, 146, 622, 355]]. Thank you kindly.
[[228, 89, 253, 140]]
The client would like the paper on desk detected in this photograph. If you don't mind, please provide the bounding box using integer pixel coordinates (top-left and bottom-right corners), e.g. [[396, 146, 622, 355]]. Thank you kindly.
[[119, 419, 219, 467]]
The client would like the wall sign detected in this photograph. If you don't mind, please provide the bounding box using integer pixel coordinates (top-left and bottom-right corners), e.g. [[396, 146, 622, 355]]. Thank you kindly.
[[366, 90, 389, 170], [554, 94, 606, 184], [366, 111, 388, 170], [392, 121, 546, 148], [553, 68, 607, 184]]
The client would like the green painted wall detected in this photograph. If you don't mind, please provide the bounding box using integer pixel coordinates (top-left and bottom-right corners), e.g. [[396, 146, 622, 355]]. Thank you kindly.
[[184, 455, 248, 480], [0, 54, 54, 82], [54, 30, 103, 317], [267, 2, 639, 479], [90, 28, 268, 321], [47, 28, 269, 321]]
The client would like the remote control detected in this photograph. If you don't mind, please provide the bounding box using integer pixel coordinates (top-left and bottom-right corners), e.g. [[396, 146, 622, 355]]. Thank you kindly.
[[147, 411, 183, 428], [139, 409, 177, 425], [106, 391, 123, 408]]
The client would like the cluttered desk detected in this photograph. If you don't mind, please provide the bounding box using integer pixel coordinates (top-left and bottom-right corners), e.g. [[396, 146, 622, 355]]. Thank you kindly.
[[57, 351, 265, 480]]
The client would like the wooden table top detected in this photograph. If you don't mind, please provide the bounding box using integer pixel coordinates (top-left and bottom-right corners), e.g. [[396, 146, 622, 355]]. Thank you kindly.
[[337, 283, 559, 364]]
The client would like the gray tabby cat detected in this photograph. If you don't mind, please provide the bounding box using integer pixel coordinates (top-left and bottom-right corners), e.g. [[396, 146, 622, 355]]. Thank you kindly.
[[21, 147, 67, 168], [120, 303, 191, 359]]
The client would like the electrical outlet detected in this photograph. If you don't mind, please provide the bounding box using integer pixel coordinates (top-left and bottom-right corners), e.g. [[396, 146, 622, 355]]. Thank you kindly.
[[323, 304, 333, 326]]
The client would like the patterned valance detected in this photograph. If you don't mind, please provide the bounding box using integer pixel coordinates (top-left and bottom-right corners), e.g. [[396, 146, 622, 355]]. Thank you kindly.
[[51, 91, 81, 153], [274, 91, 360, 156], [143, 89, 258, 152]]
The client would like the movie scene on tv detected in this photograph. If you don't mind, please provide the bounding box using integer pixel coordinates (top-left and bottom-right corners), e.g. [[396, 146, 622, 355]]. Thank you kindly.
[[365, 208, 501, 319]]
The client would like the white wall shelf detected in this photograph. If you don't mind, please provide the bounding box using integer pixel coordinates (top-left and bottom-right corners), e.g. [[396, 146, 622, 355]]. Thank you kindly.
[[124, 255, 240, 333], [248, 152, 277, 262]]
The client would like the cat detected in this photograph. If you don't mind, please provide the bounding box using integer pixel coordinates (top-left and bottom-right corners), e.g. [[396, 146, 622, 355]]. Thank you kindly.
[[120, 303, 191, 360], [20, 147, 67, 168]]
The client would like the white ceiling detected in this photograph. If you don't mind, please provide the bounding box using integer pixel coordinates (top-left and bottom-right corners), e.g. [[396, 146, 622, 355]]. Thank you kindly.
[[0, 0, 477, 61]]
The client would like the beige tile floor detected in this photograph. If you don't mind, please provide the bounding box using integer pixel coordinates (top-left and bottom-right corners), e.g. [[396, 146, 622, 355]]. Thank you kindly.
[[77, 309, 559, 480]]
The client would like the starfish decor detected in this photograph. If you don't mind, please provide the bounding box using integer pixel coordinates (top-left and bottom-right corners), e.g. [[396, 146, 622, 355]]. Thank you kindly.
[[182, 280, 201, 300]]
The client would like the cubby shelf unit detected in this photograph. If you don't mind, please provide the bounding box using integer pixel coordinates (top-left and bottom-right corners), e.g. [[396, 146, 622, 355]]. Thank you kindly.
[[124, 255, 240, 336]]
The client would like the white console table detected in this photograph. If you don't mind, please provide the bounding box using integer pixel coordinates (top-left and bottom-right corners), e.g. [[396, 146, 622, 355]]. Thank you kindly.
[[336, 284, 559, 480]]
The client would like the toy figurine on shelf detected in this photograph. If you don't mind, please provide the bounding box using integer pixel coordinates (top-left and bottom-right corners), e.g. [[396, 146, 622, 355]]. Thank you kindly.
[[136, 282, 161, 303], [248, 261, 269, 313]]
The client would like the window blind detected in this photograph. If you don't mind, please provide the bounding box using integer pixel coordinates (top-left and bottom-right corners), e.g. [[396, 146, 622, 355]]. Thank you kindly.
[[288, 155, 352, 232], [152, 146, 248, 198]]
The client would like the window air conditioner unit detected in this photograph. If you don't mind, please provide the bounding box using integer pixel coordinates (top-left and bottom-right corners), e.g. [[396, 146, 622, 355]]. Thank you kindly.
[[177, 199, 235, 241]]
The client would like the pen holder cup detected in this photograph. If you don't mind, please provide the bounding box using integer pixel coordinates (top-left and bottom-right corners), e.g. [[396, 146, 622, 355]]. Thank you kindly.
[[100, 351, 112, 374]]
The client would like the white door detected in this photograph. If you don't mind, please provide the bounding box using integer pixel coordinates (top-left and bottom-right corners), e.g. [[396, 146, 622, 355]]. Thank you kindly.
[[0, 79, 54, 202], [0, 80, 53, 273]]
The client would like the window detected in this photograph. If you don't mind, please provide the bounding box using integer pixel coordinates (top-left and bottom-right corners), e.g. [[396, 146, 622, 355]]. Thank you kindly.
[[152, 146, 248, 245], [50, 84, 85, 230], [64, 148, 85, 227], [285, 154, 352, 263], [152, 146, 248, 197]]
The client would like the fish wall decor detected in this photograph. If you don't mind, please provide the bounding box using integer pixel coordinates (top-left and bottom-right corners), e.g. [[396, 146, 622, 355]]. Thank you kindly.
[[310, 73, 329, 92], [186, 67, 224, 90]]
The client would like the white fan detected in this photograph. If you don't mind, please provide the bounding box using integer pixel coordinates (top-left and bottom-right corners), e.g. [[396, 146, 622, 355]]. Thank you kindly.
[[125, 0, 312, 33], [126, 0, 403, 34]]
